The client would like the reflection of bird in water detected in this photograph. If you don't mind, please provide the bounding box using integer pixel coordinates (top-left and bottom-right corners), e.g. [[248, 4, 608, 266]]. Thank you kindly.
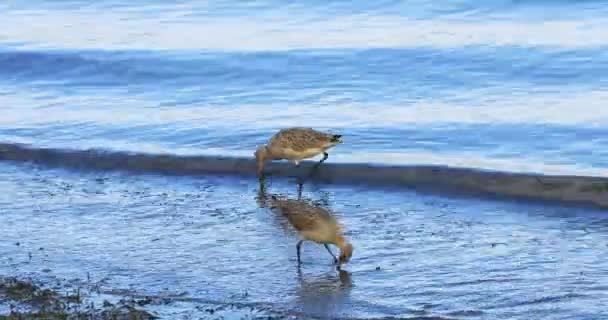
[[254, 127, 343, 180], [269, 195, 353, 267], [298, 268, 353, 289], [294, 269, 353, 317]]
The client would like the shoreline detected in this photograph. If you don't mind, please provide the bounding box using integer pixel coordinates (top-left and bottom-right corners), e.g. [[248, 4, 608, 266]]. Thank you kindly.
[[1, 142, 607, 210]]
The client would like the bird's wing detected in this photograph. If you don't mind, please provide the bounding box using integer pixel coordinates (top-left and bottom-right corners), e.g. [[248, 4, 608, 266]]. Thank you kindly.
[[271, 128, 334, 152]]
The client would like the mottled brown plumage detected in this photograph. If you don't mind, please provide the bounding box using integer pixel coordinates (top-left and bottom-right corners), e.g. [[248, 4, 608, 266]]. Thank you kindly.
[[255, 127, 343, 177], [269, 196, 353, 266], [269, 128, 338, 152]]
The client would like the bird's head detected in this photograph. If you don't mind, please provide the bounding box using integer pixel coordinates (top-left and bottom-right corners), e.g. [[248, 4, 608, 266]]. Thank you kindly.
[[338, 242, 353, 265]]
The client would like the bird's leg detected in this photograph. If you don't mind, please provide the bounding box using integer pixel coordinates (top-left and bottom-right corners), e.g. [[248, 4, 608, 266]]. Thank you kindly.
[[308, 152, 329, 178], [319, 152, 329, 164], [286, 159, 305, 198], [324, 244, 338, 264], [296, 240, 304, 265], [289, 160, 304, 182]]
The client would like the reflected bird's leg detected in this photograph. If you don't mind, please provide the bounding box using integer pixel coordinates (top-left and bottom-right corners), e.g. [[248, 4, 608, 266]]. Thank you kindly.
[[324, 244, 338, 264], [297, 181, 303, 200], [296, 240, 304, 264]]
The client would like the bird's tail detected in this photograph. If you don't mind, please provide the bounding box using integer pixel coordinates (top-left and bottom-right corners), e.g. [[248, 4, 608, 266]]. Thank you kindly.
[[330, 134, 343, 143]]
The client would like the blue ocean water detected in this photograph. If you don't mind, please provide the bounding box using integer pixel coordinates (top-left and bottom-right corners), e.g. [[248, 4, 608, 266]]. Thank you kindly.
[[1, 0, 608, 176], [2, 2, 608, 319]]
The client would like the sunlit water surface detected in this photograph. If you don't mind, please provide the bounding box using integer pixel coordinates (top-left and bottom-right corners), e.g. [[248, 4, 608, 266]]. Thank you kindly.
[[1, 162, 607, 319]]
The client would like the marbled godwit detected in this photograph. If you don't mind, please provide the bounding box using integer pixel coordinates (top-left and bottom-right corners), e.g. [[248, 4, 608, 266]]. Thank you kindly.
[[269, 196, 353, 267], [254, 127, 343, 178]]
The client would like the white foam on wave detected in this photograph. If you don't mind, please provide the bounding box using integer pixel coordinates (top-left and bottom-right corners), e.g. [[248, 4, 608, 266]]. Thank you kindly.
[[2, 87, 608, 128], [1, 8, 608, 50]]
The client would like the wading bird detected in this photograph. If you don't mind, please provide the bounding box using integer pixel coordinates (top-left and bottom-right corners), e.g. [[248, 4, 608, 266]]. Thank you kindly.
[[254, 127, 342, 179]]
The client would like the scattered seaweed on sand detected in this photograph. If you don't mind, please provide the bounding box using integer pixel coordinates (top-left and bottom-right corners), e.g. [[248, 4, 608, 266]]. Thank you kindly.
[[0, 277, 157, 320]]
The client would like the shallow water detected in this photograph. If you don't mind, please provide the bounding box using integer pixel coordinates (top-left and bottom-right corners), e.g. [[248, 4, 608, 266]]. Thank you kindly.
[[2, 162, 607, 319]]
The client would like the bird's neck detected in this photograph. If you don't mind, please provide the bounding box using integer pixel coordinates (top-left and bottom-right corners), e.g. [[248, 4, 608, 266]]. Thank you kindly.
[[264, 146, 277, 160], [335, 234, 347, 250]]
